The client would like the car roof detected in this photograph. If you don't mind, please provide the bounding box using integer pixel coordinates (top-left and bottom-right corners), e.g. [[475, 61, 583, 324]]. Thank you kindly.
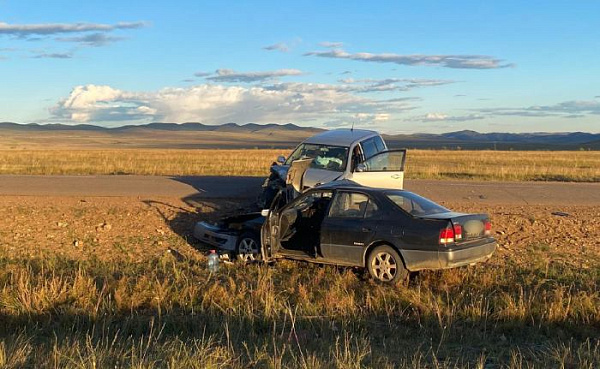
[[313, 179, 406, 194], [303, 129, 379, 147], [314, 179, 364, 190]]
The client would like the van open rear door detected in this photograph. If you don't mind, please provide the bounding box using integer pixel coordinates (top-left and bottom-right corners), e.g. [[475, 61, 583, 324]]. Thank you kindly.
[[348, 149, 406, 189]]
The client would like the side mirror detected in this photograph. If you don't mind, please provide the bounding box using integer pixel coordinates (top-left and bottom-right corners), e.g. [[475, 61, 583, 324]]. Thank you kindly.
[[355, 163, 367, 172], [261, 209, 270, 217], [277, 155, 286, 164]]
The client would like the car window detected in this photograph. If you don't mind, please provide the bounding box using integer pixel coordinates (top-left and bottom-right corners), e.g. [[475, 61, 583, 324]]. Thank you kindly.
[[360, 150, 405, 171], [359, 136, 386, 161], [285, 144, 306, 165], [364, 200, 379, 218], [328, 192, 377, 218], [373, 135, 386, 152], [308, 145, 349, 172], [360, 137, 379, 160], [386, 191, 449, 216]]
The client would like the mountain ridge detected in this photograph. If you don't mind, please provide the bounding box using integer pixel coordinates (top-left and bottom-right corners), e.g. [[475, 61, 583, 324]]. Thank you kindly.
[[0, 122, 598, 149], [0, 121, 323, 133]]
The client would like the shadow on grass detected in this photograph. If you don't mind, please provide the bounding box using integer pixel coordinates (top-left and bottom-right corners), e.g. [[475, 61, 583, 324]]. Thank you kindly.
[[0, 285, 598, 368], [0, 246, 599, 367]]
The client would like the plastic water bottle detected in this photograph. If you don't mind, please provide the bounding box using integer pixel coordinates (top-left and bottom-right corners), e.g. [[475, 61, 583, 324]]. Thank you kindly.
[[207, 250, 219, 272]]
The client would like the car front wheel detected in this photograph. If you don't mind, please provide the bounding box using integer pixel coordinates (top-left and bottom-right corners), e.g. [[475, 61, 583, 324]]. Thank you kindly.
[[367, 245, 408, 284], [236, 232, 261, 263]]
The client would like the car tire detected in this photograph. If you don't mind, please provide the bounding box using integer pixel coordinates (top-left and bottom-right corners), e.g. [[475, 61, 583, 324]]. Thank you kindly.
[[236, 232, 261, 263], [366, 245, 408, 284]]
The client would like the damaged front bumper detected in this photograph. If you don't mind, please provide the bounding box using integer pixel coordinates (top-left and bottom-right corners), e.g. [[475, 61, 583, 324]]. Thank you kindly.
[[193, 221, 238, 251]]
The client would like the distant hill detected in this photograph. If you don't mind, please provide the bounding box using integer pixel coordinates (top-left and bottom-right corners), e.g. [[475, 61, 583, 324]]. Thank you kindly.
[[384, 130, 600, 150], [0, 122, 111, 131], [0, 122, 598, 150], [440, 130, 598, 145], [0, 121, 322, 133]]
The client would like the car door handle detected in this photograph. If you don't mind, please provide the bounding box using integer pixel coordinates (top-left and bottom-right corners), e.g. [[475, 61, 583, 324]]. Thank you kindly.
[[361, 227, 372, 232]]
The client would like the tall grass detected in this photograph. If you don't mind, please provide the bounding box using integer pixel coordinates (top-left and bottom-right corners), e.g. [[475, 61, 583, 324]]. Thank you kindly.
[[406, 149, 600, 182], [0, 149, 281, 177], [0, 249, 598, 368], [0, 149, 599, 181]]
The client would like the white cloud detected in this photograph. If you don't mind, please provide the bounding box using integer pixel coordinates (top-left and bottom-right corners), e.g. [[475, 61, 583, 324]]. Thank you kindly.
[[323, 113, 388, 128], [304, 48, 514, 69], [424, 113, 448, 121], [205, 68, 304, 83], [32, 52, 73, 59], [478, 100, 600, 118], [193, 71, 211, 78], [49, 82, 415, 125], [1, 21, 146, 59], [0, 22, 146, 37], [318, 41, 344, 48], [533, 100, 600, 115], [412, 113, 484, 122], [263, 42, 289, 52], [262, 38, 302, 53], [56, 33, 125, 47], [337, 78, 455, 93]]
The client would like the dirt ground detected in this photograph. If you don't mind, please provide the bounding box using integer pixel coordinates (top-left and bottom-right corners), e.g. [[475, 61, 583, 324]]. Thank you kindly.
[[1, 195, 598, 270]]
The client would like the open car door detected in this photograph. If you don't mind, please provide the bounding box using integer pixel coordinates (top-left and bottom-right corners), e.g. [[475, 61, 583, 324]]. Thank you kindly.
[[348, 149, 407, 189], [262, 187, 295, 260]]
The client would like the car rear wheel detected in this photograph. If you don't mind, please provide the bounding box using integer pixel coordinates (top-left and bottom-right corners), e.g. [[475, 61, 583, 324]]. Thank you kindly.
[[367, 245, 408, 284], [236, 232, 261, 263]]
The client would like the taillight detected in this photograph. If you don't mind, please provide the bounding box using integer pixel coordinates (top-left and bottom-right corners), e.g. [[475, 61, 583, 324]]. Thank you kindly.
[[484, 220, 492, 236], [453, 224, 462, 241], [439, 226, 455, 245]]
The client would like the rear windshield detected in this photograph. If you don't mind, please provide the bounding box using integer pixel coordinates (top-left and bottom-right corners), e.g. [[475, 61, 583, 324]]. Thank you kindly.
[[385, 191, 449, 216]]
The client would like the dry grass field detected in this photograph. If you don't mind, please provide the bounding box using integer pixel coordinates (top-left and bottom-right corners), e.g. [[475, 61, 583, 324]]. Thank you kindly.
[[1, 149, 599, 181], [0, 195, 598, 368], [0, 140, 598, 367]]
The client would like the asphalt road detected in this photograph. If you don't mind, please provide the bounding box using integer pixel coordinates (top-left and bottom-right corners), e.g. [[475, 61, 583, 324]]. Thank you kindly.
[[0, 174, 598, 206]]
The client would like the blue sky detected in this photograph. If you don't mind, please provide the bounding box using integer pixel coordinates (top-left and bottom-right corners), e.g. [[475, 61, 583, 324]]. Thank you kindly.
[[1, 0, 599, 133]]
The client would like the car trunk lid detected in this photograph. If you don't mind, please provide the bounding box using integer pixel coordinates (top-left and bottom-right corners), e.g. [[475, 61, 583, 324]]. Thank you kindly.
[[418, 212, 492, 243]]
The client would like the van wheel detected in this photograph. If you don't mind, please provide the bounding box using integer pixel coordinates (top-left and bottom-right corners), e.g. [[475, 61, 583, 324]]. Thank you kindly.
[[236, 232, 261, 263], [367, 245, 408, 284]]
